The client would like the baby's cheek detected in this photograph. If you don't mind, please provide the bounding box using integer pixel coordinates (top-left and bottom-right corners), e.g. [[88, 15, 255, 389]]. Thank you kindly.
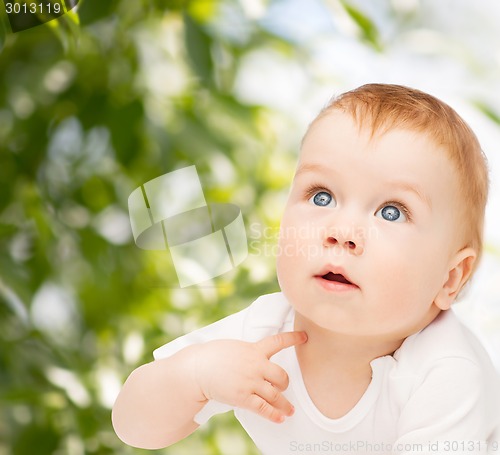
[[276, 239, 294, 277], [371, 255, 432, 309], [277, 238, 300, 273], [367, 249, 411, 291]]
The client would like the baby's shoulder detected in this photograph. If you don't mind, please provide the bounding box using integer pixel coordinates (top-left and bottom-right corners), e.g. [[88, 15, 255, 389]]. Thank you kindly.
[[394, 309, 496, 378], [389, 310, 500, 422]]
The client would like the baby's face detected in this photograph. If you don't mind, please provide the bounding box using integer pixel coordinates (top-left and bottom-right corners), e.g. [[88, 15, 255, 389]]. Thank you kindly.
[[276, 110, 463, 340]]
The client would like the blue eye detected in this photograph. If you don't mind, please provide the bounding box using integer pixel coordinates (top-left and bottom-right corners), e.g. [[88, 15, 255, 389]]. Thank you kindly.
[[375, 205, 407, 222], [310, 191, 336, 207]]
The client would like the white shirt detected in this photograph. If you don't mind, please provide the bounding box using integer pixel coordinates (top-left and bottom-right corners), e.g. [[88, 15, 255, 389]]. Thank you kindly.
[[153, 292, 500, 455]]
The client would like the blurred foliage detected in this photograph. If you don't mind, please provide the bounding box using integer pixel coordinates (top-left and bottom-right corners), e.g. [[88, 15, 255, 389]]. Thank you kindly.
[[0, 0, 498, 455], [0, 0, 313, 453]]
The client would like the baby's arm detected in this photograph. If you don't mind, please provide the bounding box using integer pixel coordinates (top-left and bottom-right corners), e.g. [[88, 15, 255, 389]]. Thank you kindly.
[[111, 344, 206, 449], [112, 331, 307, 450]]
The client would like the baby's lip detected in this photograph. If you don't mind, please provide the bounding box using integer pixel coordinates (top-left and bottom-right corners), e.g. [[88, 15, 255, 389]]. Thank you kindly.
[[314, 265, 359, 288]]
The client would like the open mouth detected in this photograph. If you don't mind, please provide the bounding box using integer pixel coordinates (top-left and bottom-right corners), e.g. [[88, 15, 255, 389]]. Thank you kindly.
[[315, 266, 359, 291], [321, 272, 353, 285]]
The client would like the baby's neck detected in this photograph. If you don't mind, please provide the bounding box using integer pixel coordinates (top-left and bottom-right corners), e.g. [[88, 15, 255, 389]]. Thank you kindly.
[[293, 312, 404, 377], [292, 312, 405, 419]]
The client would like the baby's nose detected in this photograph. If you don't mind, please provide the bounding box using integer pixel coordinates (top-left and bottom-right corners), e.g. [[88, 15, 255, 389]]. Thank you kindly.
[[323, 234, 364, 256]]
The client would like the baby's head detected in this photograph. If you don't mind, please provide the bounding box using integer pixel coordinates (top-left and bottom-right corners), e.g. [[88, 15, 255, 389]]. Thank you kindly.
[[277, 84, 489, 339]]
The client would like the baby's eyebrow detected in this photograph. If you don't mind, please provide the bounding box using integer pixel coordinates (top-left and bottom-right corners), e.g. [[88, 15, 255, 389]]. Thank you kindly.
[[294, 163, 327, 178], [385, 180, 432, 208]]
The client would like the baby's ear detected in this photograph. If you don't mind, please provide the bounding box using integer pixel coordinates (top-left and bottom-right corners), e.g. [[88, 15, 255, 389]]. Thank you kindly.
[[434, 247, 476, 310]]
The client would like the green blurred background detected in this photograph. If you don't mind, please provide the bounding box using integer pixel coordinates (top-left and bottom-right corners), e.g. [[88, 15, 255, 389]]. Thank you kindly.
[[1, 1, 499, 454]]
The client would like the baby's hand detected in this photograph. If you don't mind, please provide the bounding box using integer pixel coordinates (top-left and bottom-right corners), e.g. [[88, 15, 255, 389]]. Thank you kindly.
[[194, 331, 307, 423]]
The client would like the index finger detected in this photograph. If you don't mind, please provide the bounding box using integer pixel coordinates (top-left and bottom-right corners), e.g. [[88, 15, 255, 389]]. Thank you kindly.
[[256, 331, 308, 358]]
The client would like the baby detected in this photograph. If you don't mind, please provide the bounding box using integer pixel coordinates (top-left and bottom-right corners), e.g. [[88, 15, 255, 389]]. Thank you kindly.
[[112, 84, 500, 454]]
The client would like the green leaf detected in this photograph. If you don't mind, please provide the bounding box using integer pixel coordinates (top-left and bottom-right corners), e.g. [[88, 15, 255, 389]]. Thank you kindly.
[[43, 2, 81, 53], [77, 0, 119, 25], [341, 1, 382, 51], [474, 100, 500, 125], [183, 11, 214, 87], [12, 421, 60, 455]]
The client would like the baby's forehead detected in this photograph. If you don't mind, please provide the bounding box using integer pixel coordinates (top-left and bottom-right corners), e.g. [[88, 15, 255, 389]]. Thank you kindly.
[[296, 114, 460, 195], [304, 109, 440, 145], [300, 111, 448, 166]]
